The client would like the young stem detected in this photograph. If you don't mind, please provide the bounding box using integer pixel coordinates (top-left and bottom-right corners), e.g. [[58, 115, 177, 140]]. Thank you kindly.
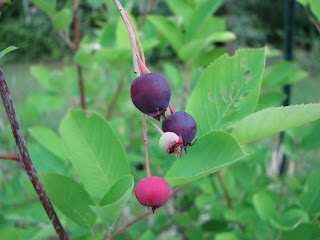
[[106, 78, 124, 121], [142, 114, 152, 178], [0, 154, 19, 161], [0, 66, 69, 240], [216, 172, 233, 210], [168, 103, 175, 114], [73, 0, 86, 110], [107, 183, 189, 240], [147, 117, 164, 134]]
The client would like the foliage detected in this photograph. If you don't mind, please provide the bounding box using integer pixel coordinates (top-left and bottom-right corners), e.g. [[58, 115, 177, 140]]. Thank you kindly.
[[0, 0, 320, 239]]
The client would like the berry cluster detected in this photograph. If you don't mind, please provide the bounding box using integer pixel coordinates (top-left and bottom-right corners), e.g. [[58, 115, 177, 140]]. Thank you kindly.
[[131, 72, 197, 213]]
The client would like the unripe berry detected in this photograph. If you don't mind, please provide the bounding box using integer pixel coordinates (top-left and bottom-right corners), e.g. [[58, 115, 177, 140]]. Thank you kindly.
[[130, 72, 171, 121], [162, 111, 197, 152], [159, 132, 183, 157], [135, 176, 170, 213]]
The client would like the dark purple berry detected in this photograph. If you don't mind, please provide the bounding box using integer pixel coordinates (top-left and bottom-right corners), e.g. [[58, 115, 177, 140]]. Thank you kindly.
[[135, 163, 144, 171], [130, 72, 171, 121], [162, 111, 197, 151]]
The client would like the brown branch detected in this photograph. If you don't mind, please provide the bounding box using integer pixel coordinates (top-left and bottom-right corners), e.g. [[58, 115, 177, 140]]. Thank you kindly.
[[107, 183, 189, 240], [0, 154, 19, 161], [216, 171, 233, 209], [138, 0, 161, 29], [0, 65, 69, 240], [106, 79, 124, 121], [73, 0, 86, 110]]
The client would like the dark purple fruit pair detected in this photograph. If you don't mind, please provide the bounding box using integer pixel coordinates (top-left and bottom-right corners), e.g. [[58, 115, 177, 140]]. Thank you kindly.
[[130, 72, 171, 121], [162, 111, 197, 152]]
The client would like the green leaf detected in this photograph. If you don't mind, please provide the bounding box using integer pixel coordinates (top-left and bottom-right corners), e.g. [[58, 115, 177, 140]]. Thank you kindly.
[[165, 0, 193, 27], [90, 175, 133, 225], [29, 126, 68, 163], [0, 229, 24, 240], [30, 66, 52, 88], [41, 173, 96, 228], [165, 131, 246, 187], [281, 223, 320, 240], [26, 92, 65, 112], [0, 46, 18, 59], [185, 0, 224, 41], [163, 62, 183, 88], [194, 17, 226, 40], [255, 92, 287, 112], [231, 104, 320, 144], [60, 110, 130, 198], [262, 61, 295, 87], [30, 0, 56, 17], [299, 168, 320, 217], [186, 48, 266, 137], [194, 47, 226, 67], [215, 232, 239, 240], [116, 13, 137, 47], [53, 8, 73, 30], [281, 70, 308, 86], [147, 15, 183, 52], [308, 0, 320, 20], [74, 48, 95, 66], [28, 142, 68, 174], [139, 230, 157, 240], [253, 191, 277, 221], [270, 208, 309, 231]]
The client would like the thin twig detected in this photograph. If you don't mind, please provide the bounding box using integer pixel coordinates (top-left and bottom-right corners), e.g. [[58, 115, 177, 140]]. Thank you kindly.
[[106, 79, 124, 121], [138, 0, 161, 29], [58, 31, 75, 50], [73, 0, 86, 110], [0, 66, 69, 240], [147, 117, 164, 134], [107, 183, 189, 240], [142, 114, 151, 178], [91, 229, 97, 240], [0, 154, 19, 161], [216, 172, 233, 209]]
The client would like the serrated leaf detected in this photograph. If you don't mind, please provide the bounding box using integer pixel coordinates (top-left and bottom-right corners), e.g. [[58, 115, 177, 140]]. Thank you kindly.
[[90, 175, 133, 225], [299, 168, 320, 217], [41, 173, 96, 228], [53, 8, 73, 30], [255, 91, 287, 112], [29, 126, 68, 163], [30, 66, 52, 88], [0, 46, 18, 59], [165, 131, 246, 187], [147, 15, 183, 52], [186, 48, 266, 137], [60, 110, 130, 198], [231, 104, 320, 144]]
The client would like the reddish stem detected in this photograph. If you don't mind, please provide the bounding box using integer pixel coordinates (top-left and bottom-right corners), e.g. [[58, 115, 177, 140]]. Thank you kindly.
[[168, 103, 175, 114], [216, 172, 233, 210], [106, 79, 124, 121], [0, 154, 19, 161], [73, 0, 86, 110], [0, 66, 69, 240]]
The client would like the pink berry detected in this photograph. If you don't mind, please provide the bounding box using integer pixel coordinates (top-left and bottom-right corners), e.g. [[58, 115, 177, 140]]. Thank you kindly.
[[135, 176, 170, 213]]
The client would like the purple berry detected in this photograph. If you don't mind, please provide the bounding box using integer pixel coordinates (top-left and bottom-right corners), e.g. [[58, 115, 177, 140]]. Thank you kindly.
[[162, 111, 197, 151], [130, 72, 171, 121]]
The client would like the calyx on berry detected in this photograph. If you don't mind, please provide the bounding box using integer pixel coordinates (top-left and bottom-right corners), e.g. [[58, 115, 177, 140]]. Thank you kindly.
[[159, 132, 183, 157]]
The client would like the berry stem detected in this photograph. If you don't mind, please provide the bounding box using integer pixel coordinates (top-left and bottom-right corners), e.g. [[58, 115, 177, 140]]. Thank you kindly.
[[0, 154, 19, 161], [147, 117, 164, 134], [168, 103, 175, 114], [142, 114, 152, 178]]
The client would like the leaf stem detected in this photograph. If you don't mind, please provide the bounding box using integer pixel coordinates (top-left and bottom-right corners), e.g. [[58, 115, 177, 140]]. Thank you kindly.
[[0, 154, 19, 161], [73, 0, 86, 110], [0, 65, 69, 240]]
